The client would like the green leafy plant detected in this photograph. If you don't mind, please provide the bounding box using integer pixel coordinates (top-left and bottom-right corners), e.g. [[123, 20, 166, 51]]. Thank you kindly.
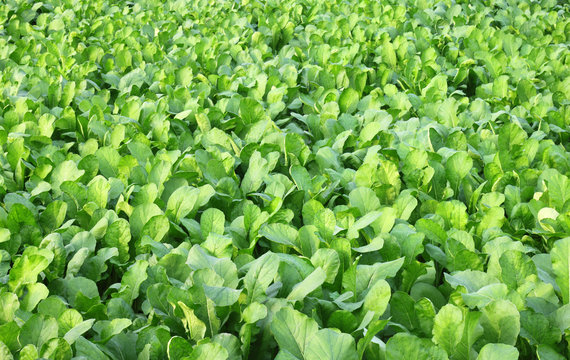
[[0, 0, 569, 358]]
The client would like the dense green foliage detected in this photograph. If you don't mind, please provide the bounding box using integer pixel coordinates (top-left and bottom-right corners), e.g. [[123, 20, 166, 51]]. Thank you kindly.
[[1, 0, 570, 358]]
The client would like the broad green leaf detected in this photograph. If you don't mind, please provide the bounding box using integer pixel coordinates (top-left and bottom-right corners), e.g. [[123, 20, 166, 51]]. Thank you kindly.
[[347, 211, 382, 239], [168, 336, 192, 360], [445, 270, 499, 293], [75, 337, 109, 360], [499, 250, 536, 290], [536, 345, 565, 360], [201, 208, 225, 238], [240, 98, 265, 124], [177, 302, 206, 342], [95, 147, 120, 178], [287, 267, 326, 301], [188, 342, 229, 360], [520, 310, 561, 346], [104, 219, 131, 263], [8, 254, 51, 292], [242, 302, 267, 324], [445, 151, 472, 191], [453, 311, 482, 360], [244, 252, 279, 304], [165, 186, 198, 223], [130, 203, 163, 239], [19, 314, 58, 350], [305, 329, 358, 360], [362, 279, 391, 316], [51, 160, 84, 193], [479, 300, 520, 346], [356, 319, 388, 360], [551, 237, 570, 304], [271, 307, 318, 359], [92, 318, 132, 343], [21, 283, 49, 312], [116, 260, 148, 305], [311, 249, 340, 283], [462, 283, 509, 309], [0, 292, 19, 323], [64, 319, 95, 344], [339, 88, 360, 114], [386, 333, 448, 360], [259, 223, 299, 247], [204, 286, 242, 307], [476, 343, 519, 360], [349, 187, 380, 215], [432, 304, 464, 356], [39, 200, 67, 233], [0, 342, 12, 360], [241, 151, 270, 194]]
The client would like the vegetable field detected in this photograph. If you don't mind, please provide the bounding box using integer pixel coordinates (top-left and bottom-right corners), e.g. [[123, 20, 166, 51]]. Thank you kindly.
[[1, 0, 570, 358]]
